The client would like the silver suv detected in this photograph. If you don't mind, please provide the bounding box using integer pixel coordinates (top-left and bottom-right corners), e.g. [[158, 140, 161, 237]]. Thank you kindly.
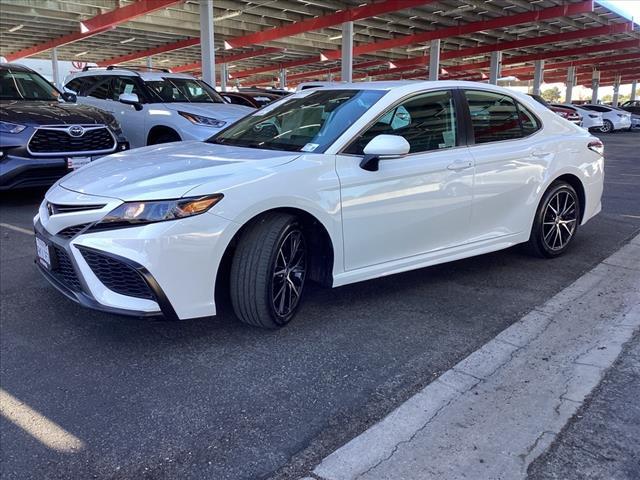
[[64, 67, 253, 148]]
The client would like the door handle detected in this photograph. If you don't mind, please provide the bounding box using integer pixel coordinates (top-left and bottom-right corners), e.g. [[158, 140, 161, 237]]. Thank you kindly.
[[447, 160, 473, 171]]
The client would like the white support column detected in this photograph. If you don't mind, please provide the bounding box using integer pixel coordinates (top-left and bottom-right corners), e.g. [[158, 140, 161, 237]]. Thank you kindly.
[[328, 72, 334, 82], [341, 21, 353, 82], [220, 63, 228, 92], [200, 0, 215, 86], [631, 80, 638, 101], [146, 56, 153, 71], [565, 66, 576, 104], [279, 68, 287, 89], [532, 60, 544, 96], [51, 47, 61, 89], [612, 75, 621, 107], [428, 39, 440, 81], [489, 51, 502, 85], [591, 70, 600, 104]]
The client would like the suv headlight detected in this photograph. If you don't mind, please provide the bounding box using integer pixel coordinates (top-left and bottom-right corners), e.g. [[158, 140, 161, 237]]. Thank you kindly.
[[0, 121, 27, 134], [97, 194, 223, 228], [178, 111, 226, 128]]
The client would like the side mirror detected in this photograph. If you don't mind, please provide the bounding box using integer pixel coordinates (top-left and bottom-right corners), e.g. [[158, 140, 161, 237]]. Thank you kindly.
[[360, 134, 410, 172], [119, 93, 143, 111], [61, 92, 77, 103]]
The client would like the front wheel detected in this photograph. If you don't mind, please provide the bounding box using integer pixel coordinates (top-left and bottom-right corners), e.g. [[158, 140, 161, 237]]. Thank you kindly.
[[527, 181, 581, 258], [230, 213, 307, 328]]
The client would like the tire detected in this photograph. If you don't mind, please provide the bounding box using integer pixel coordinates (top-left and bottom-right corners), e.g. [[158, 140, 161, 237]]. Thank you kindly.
[[148, 131, 181, 145], [527, 181, 581, 258], [230, 213, 307, 328], [599, 119, 613, 134]]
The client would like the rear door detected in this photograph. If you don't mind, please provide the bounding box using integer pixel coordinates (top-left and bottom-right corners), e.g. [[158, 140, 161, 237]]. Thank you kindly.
[[462, 89, 547, 242]]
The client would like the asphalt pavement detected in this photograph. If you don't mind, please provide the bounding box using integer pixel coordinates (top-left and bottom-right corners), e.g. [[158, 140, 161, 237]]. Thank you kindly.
[[1, 132, 639, 480]]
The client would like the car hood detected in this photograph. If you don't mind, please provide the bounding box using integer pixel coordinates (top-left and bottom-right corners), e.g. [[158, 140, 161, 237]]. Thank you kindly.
[[59, 141, 300, 201], [163, 102, 254, 121], [0, 100, 113, 126]]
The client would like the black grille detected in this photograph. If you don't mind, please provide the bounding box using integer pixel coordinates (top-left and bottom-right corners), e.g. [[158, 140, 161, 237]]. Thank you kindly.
[[78, 247, 155, 300], [52, 245, 83, 292], [47, 202, 105, 215], [57, 224, 90, 239], [29, 127, 115, 154]]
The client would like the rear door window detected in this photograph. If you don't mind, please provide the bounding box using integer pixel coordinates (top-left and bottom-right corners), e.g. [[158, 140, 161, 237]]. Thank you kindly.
[[464, 90, 540, 144], [85, 76, 113, 100]]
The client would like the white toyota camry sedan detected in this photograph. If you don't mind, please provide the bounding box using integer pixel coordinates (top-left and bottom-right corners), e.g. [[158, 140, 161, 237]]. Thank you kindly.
[[34, 81, 604, 328]]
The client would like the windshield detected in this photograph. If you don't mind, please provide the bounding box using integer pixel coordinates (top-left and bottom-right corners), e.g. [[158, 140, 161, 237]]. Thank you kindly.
[[0, 68, 59, 101], [145, 77, 225, 103], [209, 89, 387, 153]]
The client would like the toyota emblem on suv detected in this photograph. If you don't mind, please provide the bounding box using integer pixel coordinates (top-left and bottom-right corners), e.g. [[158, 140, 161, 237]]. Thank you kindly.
[[68, 125, 85, 137]]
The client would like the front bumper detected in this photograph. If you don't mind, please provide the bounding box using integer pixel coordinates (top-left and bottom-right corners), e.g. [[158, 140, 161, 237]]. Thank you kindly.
[[34, 219, 175, 319], [34, 191, 236, 320]]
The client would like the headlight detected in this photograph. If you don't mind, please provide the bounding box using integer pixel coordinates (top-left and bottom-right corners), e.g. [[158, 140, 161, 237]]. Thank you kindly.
[[0, 121, 27, 134], [97, 194, 223, 228], [178, 111, 226, 128]]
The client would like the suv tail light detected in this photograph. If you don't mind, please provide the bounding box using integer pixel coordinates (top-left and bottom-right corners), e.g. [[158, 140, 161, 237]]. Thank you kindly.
[[588, 140, 604, 156]]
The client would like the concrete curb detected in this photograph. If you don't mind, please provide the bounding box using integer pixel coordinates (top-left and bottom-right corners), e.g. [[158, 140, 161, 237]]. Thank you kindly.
[[309, 235, 640, 480]]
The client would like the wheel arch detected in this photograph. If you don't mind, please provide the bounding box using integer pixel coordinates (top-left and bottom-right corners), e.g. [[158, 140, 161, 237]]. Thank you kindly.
[[147, 125, 181, 145], [214, 207, 335, 310], [552, 173, 586, 224]]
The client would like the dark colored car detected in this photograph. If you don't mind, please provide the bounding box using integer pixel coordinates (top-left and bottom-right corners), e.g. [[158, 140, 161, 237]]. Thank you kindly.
[[0, 63, 128, 190], [619, 100, 640, 115], [221, 91, 281, 109], [528, 94, 581, 125]]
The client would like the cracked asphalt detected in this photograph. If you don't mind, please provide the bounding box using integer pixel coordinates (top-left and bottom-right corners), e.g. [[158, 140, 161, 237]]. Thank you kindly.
[[1, 132, 639, 480], [528, 332, 640, 480]]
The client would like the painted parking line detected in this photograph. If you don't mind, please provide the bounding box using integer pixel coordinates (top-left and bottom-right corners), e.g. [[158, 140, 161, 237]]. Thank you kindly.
[[0, 223, 34, 236], [0, 389, 84, 453]]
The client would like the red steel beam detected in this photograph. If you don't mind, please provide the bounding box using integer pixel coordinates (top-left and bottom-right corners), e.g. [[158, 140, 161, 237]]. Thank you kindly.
[[388, 22, 632, 71], [97, 37, 199, 66], [6, 0, 180, 61], [502, 53, 640, 76], [229, 56, 322, 79], [438, 38, 640, 75], [321, 1, 594, 61], [286, 60, 387, 81], [80, 0, 181, 33], [171, 47, 284, 73], [223, 0, 436, 50]]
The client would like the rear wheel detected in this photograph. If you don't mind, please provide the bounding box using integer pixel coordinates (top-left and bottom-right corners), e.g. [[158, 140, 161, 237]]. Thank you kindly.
[[230, 213, 307, 328], [527, 181, 581, 258], [599, 119, 613, 134]]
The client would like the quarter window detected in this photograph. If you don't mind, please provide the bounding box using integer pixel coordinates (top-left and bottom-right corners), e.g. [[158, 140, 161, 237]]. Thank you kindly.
[[345, 90, 458, 155], [111, 76, 143, 101]]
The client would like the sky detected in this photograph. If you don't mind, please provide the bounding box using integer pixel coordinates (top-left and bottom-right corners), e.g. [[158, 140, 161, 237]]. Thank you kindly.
[[597, 0, 640, 24]]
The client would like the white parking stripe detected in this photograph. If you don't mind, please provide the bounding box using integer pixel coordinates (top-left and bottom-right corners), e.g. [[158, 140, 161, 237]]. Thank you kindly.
[[0, 389, 84, 453], [0, 223, 34, 235]]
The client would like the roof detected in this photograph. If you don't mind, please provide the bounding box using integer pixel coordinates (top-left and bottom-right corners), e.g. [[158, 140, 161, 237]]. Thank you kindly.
[[66, 68, 198, 81], [0, 62, 34, 72], [0, 0, 638, 87]]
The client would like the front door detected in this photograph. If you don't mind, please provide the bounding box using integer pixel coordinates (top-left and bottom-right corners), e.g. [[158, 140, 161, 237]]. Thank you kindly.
[[336, 89, 475, 271]]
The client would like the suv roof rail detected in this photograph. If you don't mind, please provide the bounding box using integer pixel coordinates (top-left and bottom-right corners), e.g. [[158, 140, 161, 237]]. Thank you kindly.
[[81, 65, 172, 74]]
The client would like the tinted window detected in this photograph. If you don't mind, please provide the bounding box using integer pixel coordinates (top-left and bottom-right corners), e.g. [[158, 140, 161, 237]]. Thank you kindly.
[[581, 105, 609, 113], [222, 94, 254, 107], [465, 90, 539, 144], [0, 68, 58, 101], [211, 89, 386, 153], [146, 77, 224, 103], [111, 76, 144, 101], [345, 90, 457, 155], [85, 76, 112, 100], [65, 78, 88, 95]]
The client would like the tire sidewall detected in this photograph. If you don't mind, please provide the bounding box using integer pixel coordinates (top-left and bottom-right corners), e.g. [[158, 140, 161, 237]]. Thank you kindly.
[[531, 182, 581, 258], [264, 220, 307, 326]]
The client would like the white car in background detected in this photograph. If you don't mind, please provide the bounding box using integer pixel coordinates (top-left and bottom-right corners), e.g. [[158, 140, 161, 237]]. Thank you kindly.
[[34, 81, 604, 328], [552, 103, 603, 130], [64, 67, 253, 148], [578, 103, 632, 133]]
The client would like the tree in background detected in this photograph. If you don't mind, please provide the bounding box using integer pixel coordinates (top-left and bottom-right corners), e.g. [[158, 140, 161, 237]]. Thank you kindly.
[[541, 86, 561, 102]]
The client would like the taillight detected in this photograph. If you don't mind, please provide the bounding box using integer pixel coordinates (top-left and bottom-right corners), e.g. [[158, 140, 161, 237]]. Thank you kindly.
[[557, 111, 568, 118], [588, 140, 604, 156]]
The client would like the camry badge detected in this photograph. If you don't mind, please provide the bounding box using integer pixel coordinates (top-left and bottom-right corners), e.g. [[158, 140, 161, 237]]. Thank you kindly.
[[68, 125, 85, 137]]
